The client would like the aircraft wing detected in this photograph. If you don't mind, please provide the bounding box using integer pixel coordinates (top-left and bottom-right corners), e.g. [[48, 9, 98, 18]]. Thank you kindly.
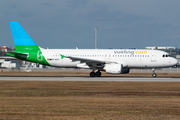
[[66, 56, 105, 64], [63, 55, 114, 69]]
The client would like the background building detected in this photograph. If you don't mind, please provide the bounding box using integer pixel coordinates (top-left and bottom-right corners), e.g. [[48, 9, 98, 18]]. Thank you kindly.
[[145, 46, 180, 58], [0, 45, 12, 52]]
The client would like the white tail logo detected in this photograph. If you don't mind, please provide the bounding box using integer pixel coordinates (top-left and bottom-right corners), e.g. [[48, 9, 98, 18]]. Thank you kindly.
[[37, 50, 43, 61]]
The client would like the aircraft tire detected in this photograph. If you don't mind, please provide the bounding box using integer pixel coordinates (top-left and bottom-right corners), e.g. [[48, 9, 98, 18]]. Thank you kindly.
[[90, 72, 96, 77], [152, 73, 156, 77], [96, 71, 101, 77]]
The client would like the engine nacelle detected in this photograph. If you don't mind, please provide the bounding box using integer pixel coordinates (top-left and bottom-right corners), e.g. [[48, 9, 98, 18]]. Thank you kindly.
[[121, 68, 130, 74], [104, 63, 122, 74]]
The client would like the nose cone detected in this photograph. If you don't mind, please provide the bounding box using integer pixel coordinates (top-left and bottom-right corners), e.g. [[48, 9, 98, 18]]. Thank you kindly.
[[171, 58, 178, 66]]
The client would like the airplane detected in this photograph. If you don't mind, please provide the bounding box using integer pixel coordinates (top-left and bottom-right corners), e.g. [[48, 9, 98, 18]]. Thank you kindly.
[[7, 21, 178, 77]]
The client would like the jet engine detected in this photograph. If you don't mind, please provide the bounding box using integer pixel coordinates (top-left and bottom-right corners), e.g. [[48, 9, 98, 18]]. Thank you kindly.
[[104, 63, 122, 74], [121, 68, 130, 74]]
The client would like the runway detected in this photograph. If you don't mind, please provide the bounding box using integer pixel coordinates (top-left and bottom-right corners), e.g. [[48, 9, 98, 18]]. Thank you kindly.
[[0, 77, 180, 82]]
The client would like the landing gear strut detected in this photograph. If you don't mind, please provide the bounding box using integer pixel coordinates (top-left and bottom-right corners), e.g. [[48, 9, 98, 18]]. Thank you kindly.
[[152, 68, 156, 77], [90, 70, 102, 77]]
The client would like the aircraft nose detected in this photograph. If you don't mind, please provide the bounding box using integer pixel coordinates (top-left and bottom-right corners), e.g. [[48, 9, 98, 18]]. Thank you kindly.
[[172, 58, 178, 66]]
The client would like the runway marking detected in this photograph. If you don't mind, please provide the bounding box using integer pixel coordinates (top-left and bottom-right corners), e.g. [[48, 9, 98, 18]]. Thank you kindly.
[[0, 77, 178, 82]]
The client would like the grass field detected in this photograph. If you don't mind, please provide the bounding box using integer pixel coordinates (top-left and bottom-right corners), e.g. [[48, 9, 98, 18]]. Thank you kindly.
[[0, 81, 180, 120]]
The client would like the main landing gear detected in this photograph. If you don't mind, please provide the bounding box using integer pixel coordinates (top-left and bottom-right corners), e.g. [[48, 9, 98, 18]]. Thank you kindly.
[[152, 68, 156, 77], [90, 70, 102, 77]]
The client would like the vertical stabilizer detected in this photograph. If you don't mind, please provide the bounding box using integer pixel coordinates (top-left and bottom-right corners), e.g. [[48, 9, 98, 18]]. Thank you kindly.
[[9, 21, 38, 50], [8, 21, 50, 66]]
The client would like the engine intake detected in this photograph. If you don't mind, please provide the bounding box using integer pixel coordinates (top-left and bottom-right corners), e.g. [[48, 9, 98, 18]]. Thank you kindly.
[[121, 68, 130, 74]]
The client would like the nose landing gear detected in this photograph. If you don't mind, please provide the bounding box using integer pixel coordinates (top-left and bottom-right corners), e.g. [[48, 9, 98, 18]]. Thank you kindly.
[[152, 73, 156, 77], [152, 68, 157, 77]]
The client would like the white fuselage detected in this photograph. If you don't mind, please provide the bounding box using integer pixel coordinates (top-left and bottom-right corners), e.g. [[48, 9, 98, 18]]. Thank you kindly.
[[40, 48, 177, 69]]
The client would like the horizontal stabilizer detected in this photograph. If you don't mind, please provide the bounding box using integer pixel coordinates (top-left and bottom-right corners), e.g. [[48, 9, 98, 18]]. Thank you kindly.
[[6, 52, 28, 58], [0, 56, 17, 60]]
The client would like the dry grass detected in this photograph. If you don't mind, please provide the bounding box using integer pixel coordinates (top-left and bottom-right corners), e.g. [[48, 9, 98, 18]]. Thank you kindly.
[[0, 81, 180, 119]]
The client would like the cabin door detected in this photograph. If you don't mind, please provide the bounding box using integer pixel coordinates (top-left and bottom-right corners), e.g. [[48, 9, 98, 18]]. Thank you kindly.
[[151, 51, 157, 62]]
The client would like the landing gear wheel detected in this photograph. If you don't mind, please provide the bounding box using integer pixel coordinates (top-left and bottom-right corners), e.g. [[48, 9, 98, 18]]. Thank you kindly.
[[96, 71, 101, 77], [152, 73, 156, 77], [90, 72, 96, 77], [152, 68, 156, 77]]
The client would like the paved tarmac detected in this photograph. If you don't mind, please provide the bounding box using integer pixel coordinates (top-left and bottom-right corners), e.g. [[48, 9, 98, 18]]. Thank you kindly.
[[0, 77, 180, 82]]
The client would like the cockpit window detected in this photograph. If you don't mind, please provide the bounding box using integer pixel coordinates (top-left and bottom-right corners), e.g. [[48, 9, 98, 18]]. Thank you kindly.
[[162, 54, 171, 57]]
